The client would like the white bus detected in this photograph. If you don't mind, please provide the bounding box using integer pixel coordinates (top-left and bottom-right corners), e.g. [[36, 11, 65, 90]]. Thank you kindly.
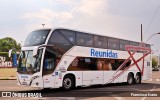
[[13, 28, 152, 90]]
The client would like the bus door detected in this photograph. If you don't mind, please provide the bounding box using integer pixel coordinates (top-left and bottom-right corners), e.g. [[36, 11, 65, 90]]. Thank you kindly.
[[42, 49, 57, 88], [82, 58, 103, 86]]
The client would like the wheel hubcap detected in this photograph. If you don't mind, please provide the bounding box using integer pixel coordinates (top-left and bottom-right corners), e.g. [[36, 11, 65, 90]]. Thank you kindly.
[[128, 76, 133, 84], [136, 76, 140, 83], [64, 78, 71, 89]]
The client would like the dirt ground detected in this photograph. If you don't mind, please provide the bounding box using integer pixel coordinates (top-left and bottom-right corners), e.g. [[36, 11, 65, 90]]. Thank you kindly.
[[0, 68, 16, 77]]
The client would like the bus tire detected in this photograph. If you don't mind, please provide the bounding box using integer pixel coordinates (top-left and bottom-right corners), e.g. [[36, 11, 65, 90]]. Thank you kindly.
[[62, 75, 74, 90], [135, 73, 141, 84], [127, 73, 134, 85]]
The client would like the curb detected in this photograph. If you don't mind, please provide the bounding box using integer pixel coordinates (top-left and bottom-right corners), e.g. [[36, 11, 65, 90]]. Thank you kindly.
[[0, 77, 16, 80]]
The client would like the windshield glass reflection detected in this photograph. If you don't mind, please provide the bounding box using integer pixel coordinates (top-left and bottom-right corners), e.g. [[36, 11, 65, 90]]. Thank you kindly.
[[17, 49, 43, 74], [23, 29, 50, 46]]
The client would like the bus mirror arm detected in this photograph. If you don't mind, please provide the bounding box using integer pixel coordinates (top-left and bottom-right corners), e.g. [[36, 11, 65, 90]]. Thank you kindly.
[[33, 46, 39, 58], [33, 45, 54, 57], [8, 49, 13, 57]]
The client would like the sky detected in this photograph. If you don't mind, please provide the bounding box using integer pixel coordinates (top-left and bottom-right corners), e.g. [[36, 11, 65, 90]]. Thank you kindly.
[[0, 0, 160, 53]]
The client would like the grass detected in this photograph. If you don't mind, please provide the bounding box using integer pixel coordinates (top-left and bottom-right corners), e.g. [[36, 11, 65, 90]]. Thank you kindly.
[[0, 68, 17, 77]]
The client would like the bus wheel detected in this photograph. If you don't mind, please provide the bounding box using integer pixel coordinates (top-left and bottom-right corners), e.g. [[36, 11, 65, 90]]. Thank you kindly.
[[62, 75, 74, 90], [127, 73, 134, 85], [135, 73, 141, 84]]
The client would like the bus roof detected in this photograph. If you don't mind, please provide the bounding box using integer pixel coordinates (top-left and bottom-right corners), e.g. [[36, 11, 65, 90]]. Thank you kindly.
[[50, 27, 150, 45]]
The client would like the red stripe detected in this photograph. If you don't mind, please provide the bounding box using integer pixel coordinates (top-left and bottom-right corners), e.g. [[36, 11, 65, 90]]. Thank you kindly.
[[108, 43, 151, 83]]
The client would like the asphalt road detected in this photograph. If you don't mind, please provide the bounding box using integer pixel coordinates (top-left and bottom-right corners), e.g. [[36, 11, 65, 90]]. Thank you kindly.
[[0, 71, 160, 100]]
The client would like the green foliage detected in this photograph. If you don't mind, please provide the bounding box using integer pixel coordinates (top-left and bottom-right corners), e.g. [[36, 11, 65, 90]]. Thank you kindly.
[[0, 52, 8, 57], [0, 52, 11, 61], [0, 37, 21, 52], [0, 52, 20, 61], [152, 58, 158, 68]]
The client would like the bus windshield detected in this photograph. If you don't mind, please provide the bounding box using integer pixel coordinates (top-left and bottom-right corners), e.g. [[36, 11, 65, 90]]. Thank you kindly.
[[23, 29, 51, 46], [17, 49, 43, 74]]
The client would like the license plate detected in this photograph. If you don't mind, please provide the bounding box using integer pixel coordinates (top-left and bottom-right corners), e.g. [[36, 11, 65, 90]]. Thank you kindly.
[[22, 82, 27, 85]]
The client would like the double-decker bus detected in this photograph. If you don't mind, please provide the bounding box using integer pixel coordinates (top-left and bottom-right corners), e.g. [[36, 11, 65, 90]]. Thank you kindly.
[[11, 28, 152, 90]]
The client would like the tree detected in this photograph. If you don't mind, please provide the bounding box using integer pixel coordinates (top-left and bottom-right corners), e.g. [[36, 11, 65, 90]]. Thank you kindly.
[[152, 58, 158, 68], [0, 37, 21, 52]]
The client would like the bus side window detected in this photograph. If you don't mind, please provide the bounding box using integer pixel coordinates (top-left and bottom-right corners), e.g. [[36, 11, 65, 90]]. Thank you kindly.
[[67, 58, 83, 71], [76, 32, 93, 47], [108, 38, 120, 50], [120, 40, 129, 51], [111, 60, 121, 70], [44, 57, 54, 70], [84, 58, 97, 70], [97, 60, 103, 70], [120, 60, 131, 70], [43, 50, 56, 75], [96, 59, 112, 70], [59, 29, 76, 45], [48, 30, 73, 52], [94, 36, 107, 49], [56, 58, 60, 66], [126, 60, 131, 67], [84, 58, 91, 70], [103, 60, 112, 70], [78, 38, 85, 45]]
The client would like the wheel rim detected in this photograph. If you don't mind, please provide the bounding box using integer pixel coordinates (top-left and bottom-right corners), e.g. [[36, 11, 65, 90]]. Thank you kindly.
[[128, 76, 133, 84], [136, 75, 140, 83], [63, 78, 71, 89]]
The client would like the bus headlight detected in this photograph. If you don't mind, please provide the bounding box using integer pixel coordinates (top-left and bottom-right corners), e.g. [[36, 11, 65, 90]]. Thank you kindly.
[[30, 76, 39, 85], [32, 76, 39, 80]]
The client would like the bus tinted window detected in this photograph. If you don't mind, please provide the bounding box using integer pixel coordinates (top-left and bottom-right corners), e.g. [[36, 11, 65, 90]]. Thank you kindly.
[[108, 38, 120, 50], [120, 40, 129, 51], [130, 41, 139, 46], [129, 41, 142, 52], [67, 58, 84, 71], [43, 49, 56, 75], [83, 58, 97, 70], [48, 30, 73, 51], [68, 57, 97, 71], [145, 44, 151, 48], [94, 36, 107, 48], [59, 30, 76, 45], [76, 32, 93, 47], [67, 57, 130, 71]]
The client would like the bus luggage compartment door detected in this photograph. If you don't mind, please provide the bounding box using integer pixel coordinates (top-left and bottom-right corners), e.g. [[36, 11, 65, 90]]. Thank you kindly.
[[82, 71, 103, 86], [43, 75, 55, 88]]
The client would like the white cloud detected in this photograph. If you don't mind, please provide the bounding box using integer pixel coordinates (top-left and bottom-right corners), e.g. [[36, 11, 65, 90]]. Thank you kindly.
[[23, 9, 73, 23], [22, 0, 114, 36], [57, 12, 73, 23], [55, 0, 75, 5], [45, 0, 77, 7], [23, 0, 108, 23], [0, 0, 160, 50], [72, 0, 107, 16]]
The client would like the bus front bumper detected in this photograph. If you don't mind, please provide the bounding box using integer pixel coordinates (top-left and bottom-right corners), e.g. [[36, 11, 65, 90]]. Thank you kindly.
[[17, 75, 44, 88]]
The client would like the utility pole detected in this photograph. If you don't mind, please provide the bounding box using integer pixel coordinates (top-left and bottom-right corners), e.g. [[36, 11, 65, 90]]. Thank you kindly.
[[42, 24, 45, 28], [141, 24, 143, 42]]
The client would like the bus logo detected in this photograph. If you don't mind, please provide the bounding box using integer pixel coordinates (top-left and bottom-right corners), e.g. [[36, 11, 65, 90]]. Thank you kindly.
[[21, 75, 28, 78], [90, 48, 118, 58]]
